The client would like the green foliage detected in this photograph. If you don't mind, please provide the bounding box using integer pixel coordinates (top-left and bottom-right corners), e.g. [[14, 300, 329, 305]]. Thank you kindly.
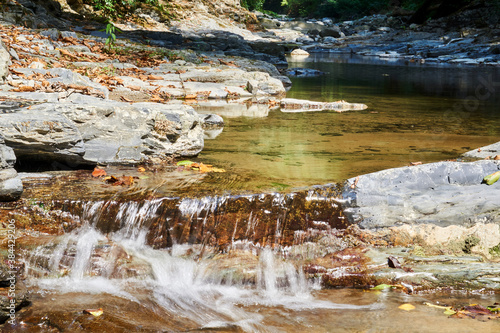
[[276, 0, 428, 19], [241, 0, 266, 11], [102, 22, 121, 51], [318, 0, 390, 19]]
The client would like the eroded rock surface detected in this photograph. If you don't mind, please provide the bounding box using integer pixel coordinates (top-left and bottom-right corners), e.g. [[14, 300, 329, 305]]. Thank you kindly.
[[0, 136, 22, 201], [343, 160, 500, 228]]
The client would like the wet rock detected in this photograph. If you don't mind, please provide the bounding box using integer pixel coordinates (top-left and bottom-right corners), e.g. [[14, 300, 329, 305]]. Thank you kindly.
[[0, 264, 30, 324], [463, 142, 500, 159], [0, 136, 22, 201], [343, 160, 500, 229], [280, 98, 368, 112]]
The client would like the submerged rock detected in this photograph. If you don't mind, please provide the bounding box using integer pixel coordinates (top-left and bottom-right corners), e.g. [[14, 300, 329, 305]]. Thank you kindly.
[[285, 68, 325, 77], [280, 98, 368, 112]]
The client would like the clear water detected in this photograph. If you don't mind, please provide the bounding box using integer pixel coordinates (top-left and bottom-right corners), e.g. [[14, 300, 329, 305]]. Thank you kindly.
[[198, 54, 500, 192]]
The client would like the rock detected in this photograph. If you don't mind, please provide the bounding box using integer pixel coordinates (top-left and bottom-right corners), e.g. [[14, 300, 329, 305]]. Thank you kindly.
[[40, 28, 60, 41], [285, 68, 325, 77], [290, 49, 310, 56], [280, 98, 368, 112], [38, 97, 204, 164], [201, 114, 224, 128], [0, 41, 10, 81], [322, 18, 334, 25], [342, 160, 500, 229], [0, 268, 30, 324], [194, 100, 270, 118], [322, 36, 338, 43], [489, 45, 500, 55], [463, 141, 500, 159], [319, 26, 343, 38], [0, 108, 86, 165], [0, 136, 23, 201]]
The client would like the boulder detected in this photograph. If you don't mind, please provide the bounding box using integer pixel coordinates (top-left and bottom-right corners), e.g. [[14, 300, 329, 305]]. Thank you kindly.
[[342, 160, 500, 229], [290, 49, 310, 56], [280, 98, 367, 112], [37, 96, 204, 164], [319, 26, 343, 38], [0, 136, 23, 201], [0, 109, 86, 165]]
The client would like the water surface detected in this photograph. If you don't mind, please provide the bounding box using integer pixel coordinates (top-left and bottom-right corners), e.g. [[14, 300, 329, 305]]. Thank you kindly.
[[198, 54, 500, 192]]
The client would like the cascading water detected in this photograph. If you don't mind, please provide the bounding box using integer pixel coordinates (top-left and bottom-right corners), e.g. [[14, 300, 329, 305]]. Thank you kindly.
[[19, 192, 378, 332]]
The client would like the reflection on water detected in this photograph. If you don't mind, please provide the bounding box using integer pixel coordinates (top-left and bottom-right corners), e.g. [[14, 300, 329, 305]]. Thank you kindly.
[[198, 55, 500, 192]]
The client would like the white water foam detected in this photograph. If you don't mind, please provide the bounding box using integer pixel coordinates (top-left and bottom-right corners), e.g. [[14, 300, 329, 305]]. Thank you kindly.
[[24, 199, 378, 332]]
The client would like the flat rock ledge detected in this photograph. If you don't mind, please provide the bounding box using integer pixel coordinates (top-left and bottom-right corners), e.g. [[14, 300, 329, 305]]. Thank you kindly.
[[0, 96, 204, 166], [0, 135, 22, 201], [280, 98, 368, 112], [342, 160, 500, 258]]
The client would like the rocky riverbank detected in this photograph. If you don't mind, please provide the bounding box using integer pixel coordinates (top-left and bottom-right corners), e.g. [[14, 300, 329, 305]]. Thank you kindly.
[[1, 0, 500, 326]]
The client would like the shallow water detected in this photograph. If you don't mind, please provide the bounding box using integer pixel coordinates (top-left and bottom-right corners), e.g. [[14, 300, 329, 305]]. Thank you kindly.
[[198, 54, 500, 192]]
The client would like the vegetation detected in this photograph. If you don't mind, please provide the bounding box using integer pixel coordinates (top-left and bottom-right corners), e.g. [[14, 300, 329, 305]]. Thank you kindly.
[[84, 0, 171, 20]]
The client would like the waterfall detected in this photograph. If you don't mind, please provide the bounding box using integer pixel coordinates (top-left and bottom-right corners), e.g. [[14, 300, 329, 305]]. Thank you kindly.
[[20, 187, 376, 332]]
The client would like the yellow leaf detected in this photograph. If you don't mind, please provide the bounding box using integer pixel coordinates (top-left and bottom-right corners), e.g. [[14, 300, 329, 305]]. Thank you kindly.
[[83, 308, 103, 317], [399, 304, 415, 311]]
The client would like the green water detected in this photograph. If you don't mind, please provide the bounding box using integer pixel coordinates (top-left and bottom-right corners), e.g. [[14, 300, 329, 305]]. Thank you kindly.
[[198, 55, 500, 192]]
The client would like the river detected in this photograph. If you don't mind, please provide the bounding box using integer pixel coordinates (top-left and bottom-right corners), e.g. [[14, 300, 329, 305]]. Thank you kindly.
[[2, 55, 500, 332]]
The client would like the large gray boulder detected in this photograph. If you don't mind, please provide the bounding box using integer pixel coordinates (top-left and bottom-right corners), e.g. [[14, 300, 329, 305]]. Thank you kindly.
[[0, 136, 23, 201], [23, 96, 204, 164], [0, 109, 86, 165], [342, 160, 500, 229]]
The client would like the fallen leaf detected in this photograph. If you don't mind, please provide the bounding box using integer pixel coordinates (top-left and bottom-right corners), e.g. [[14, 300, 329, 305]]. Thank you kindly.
[[120, 96, 133, 103], [177, 160, 195, 166], [494, 155, 500, 160], [92, 167, 107, 177], [14, 85, 35, 92], [148, 74, 163, 80], [83, 308, 103, 317], [399, 304, 416, 311], [137, 167, 146, 172], [371, 284, 394, 290], [483, 171, 500, 185]]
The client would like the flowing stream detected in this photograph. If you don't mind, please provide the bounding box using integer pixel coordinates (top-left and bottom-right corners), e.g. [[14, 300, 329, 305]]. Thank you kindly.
[[4, 55, 500, 332]]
